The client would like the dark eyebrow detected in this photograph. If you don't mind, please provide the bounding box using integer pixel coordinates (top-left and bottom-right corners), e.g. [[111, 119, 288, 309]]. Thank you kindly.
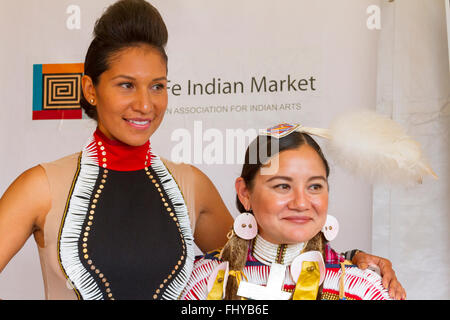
[[265, 176, 293, 183], [111, 75, 167, 81], [111, 75, 135, 81], [265, 175, 327, 183], [308, 176, 328, 183]]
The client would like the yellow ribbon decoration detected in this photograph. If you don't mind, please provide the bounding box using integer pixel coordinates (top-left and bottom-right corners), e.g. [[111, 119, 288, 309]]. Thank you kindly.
[[292, 261, 321, 300], [206, 269, 248, 300], [207, 269, 226, 300], [228, 270, 248, 287]]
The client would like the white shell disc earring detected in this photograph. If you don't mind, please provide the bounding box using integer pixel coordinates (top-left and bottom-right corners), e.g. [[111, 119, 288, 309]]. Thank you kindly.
[[321, 215, 339, 241], [233, 212, 258, 240]]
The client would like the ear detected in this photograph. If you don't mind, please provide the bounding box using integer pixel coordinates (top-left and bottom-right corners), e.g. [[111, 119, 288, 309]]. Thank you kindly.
[[82, 75, 97, 105], [235, 177, 252, 212]]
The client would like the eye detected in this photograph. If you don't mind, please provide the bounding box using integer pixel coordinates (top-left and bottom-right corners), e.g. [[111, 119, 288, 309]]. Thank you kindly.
[[151, 83, 166, 92], [274, 184, 291, 191], [309, 184, 324, 192], [119, 82, 134, 89]]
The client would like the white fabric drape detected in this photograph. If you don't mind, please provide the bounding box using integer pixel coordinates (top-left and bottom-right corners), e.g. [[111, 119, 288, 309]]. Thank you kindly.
[[373, 0, 450, 299]]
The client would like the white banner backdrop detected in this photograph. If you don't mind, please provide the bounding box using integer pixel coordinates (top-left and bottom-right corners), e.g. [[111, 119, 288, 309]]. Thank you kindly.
[[373, 0, 450, 300], [446, 0, 450, 71], [0, 0, 381, 299]]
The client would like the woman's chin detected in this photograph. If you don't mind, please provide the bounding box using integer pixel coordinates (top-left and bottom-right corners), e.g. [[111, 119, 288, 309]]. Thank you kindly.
[[281, 230, 318, 245], [116, 129, 153, 146]]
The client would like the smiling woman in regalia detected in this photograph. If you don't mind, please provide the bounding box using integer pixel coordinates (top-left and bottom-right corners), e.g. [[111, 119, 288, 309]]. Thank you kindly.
[[182, 115, 435, 300]]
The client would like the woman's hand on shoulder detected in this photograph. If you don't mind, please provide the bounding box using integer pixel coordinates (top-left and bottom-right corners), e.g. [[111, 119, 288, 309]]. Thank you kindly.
[[352, 251, 406, 300], [191, 165, 233, 253], [0, 165, 51, 273]]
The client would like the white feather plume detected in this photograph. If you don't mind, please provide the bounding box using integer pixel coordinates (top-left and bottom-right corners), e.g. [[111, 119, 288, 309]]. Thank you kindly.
[[315, 110, 437, 186]]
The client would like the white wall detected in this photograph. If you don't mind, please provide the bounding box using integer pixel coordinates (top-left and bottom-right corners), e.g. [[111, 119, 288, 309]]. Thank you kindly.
[[373, 0, 450, 299]]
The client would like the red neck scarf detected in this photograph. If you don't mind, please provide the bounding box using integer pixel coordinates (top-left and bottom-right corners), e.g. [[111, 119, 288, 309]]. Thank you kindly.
[[93, 128, 151, 171]]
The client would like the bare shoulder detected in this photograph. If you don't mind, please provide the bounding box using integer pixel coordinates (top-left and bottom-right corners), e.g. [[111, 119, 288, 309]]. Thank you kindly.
[[4, 165, 49, 196], [160, 157, 204, 182], [159, 157, 227, 205], [160, 157, 193, 170], [189, 164, 213, 184], [0, 165, 51, 228], [0, 165, 51, 271]]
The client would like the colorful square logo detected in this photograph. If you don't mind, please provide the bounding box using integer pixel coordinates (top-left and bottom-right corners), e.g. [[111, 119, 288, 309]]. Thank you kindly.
[[33, 63, 86, 120]]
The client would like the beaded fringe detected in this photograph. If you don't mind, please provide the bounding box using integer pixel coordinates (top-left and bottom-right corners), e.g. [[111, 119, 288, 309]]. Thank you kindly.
[[151, 155, 195, 300], [59, 136, 103, 300], [181, 258, 220, 300], [323, 266, 391, 300]]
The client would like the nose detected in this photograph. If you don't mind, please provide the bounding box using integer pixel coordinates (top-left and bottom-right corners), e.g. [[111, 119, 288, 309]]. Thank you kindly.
[[288, 187, 311, 211], [133, 89, 153, 114]]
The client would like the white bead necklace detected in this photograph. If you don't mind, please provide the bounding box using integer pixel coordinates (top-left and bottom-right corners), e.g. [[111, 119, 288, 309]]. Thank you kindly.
[[252, 235, 305, 266]]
